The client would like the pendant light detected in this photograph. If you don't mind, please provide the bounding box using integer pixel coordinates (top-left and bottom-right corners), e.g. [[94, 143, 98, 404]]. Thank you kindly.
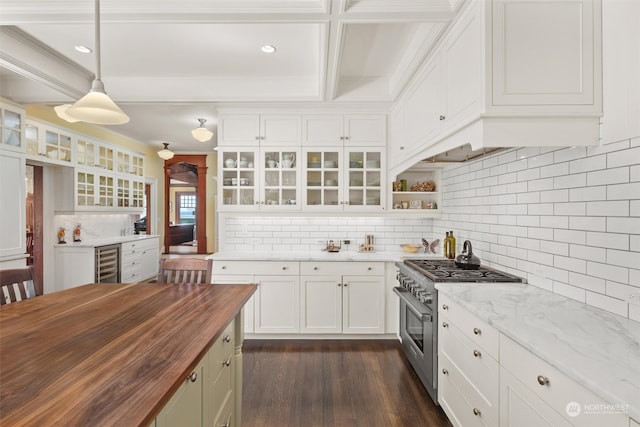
[[57, 0, 129, 125], [191, 118, 213, 142], [157, 143, 175, 160]]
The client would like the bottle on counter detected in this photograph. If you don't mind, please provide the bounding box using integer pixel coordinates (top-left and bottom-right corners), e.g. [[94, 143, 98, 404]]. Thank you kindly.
[[444, 232, 450, 258], [448, 230, 456, 259]]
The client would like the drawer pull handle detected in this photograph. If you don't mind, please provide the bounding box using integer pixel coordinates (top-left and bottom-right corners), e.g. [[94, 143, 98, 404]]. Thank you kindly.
[[537, 375, 550, 386], [473, 327, 481, 335], [223, 358, 231, 367], [188, 372, 197, 382], [442, 368, 448, 375], [442, 304, 448, 310], [442, 322, 448, 328], [223, 335, 231, 343], [473, 408, 481, 416], [473, 349, 481, 358]]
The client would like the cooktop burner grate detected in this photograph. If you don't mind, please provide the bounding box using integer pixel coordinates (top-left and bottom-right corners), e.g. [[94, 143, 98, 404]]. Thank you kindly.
[[403, 259, 525, 283]]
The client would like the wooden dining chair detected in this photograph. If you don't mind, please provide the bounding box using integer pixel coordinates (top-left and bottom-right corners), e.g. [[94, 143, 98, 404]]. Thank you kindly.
[[0, 266, 38, 305], [157, 258, 213, 284]]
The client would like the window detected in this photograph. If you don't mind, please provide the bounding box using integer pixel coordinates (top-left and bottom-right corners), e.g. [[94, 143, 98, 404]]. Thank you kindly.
[[177, 192, 196, 224]]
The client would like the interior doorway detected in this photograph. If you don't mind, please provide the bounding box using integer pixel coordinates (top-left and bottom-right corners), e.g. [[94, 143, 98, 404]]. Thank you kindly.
[[163, 155, 207, 254], [25, 164, 43, 295]]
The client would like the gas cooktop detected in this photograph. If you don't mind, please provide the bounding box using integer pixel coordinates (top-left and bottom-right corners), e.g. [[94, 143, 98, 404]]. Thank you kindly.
[[403, 259, 525, 283]]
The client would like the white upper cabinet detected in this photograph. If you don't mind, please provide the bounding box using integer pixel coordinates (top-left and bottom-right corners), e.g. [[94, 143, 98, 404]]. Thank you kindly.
[[219, 114, 301, 147], [302, 115, 386, 147], [0, 100, 25, 153], [390, 0, 602, 173]]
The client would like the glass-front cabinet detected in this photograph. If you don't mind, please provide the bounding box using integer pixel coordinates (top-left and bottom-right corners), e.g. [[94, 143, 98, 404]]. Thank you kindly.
[[1, 104, 24, 152], [303, 148, 384, 211], [219, 148, 301, 210], [260, 148, 300, 209], [76, 137, 97, 167], [75, 169, 114, 209], [220, 149, 258, 210]]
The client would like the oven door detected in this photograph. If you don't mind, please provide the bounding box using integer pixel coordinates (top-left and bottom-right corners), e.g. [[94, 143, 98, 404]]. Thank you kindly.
[[393, 287, 436, 401]]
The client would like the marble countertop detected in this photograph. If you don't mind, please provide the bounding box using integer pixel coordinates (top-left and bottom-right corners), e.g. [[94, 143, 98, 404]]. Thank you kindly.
[[54, 234, 159, 248], [436, 283, 640, 421], [208, 250, 445, 262]]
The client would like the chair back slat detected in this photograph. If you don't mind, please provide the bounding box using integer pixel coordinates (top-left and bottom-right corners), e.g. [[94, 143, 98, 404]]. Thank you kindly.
[[157, 258, 213, 285], [0, 266, 38, 305]]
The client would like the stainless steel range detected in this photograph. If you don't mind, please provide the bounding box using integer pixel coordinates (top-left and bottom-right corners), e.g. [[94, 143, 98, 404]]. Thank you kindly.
[[394, 258, 525, 404]]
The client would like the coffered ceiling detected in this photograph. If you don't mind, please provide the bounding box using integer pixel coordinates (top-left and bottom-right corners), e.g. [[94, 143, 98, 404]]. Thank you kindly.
[[0, 0, 465, 152]]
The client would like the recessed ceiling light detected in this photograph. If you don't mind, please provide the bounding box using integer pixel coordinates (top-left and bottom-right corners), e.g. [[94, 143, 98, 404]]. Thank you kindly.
[[75, 45, 92, 54], [261, 44, 276, 54]]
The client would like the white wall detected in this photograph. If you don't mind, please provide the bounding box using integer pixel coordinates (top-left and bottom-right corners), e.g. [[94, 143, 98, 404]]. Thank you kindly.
[[435, 139, 640, 322]]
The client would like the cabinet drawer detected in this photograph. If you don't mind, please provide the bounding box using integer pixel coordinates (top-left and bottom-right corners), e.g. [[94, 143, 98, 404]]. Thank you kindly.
[[439, 352, 496, 427], [439, 313, 499, 409], [213, 260, 299, 276], [500, 334, 628, 427], [207, 320, 235, 381], [300, 261, 383, 276], [212, 387, 233, 427], [439, 293, 499, 359]]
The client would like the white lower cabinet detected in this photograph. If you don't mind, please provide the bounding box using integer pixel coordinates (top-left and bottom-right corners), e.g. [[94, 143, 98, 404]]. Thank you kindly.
[[438, 294, 631, 427], [213, 260, 386, 336], [121, 237, 159, 282], [438, 293, 499, 427], [300, 261, 385, 334], [156, 318, 239, 427]]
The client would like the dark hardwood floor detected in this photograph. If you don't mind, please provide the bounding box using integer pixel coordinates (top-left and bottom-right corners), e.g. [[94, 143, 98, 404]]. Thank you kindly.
[[242, 339, 451, 427]]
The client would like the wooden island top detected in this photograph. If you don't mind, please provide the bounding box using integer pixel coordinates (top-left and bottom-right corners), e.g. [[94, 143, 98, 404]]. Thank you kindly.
[[0, 282, 256, 426]]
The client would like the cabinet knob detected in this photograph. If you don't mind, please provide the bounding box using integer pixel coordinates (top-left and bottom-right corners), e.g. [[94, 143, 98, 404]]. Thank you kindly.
[[400, 146, 405, 150], [344, 283, 348, 287], [367, 267, 372, 271], [473, 408, 481, 417], [439, 115, 446, 121], [222, 423, 230, 427], [223, 335, 231, 343], [442, 322, 448, 328], [255, 201, 260, 205], [537, 375, 550, 386], [188, 372, 197, 382], [282, 266, 287, 270], [222, 266, 227, 269], [223, 358, 231, 367], [338, 283, 342, 287], [473, 327, 481, 335], [313, 267, 318, 270], [442, 368, 448, 375], [442, 304, 448, 310], [473, 349, 482, 358], [255, 136, 260, 140]]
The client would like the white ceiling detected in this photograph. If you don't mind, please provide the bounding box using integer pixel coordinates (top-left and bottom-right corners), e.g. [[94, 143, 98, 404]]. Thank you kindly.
[[0, 0, 464, 153]]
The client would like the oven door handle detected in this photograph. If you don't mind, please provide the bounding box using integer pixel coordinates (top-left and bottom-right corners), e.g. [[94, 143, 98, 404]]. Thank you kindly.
[[393, 287, 433, 322]]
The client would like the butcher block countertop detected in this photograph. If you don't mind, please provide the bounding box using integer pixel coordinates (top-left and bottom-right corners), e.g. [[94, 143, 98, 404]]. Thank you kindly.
[[0, 282, 256, 427]]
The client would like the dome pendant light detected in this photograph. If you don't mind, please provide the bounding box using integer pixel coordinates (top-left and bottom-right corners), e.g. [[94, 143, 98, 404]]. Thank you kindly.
[[59, 0, 129, 125], [191, 118, 213, 142], [157, 143, 175, 160]]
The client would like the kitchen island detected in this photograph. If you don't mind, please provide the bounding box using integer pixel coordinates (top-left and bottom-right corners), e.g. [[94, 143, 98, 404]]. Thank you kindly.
[[0, 282, 256, 426]]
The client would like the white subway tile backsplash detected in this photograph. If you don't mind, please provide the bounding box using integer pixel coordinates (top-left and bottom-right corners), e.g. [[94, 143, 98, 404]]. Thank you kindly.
[[528, 250, 554, 266], [629, 305, 640, 322], [554, 202, 586, 216], [554, 229, 586, 245], [586, 139, 630, 156], [540, 240, 569, 256], [631, 235, 640, 252], [585, 292, 628, 317], [586, 167, 629, 186], [540, 189, 569, 203], [528, 177, 554, 191], [553, 255, 586, 274], [569, 155, 606, 174], [606, 249, 640, 269], [570, 244, 607, 262], [569, 272, 606, 293], [553, 282, 586, 303], [607, 146, 640, 168], [586, 232, 630, 250], [540, 162, 569, 178], [607, 182, 640, 200], [607, 217, 640, 233], [586, 261, 629, 284], [586, 201, 629, 217], [554, 173, 586, 189], [554, 146, 586, 163], [569, 186, 607, 202], [569, 216, 606, 232]]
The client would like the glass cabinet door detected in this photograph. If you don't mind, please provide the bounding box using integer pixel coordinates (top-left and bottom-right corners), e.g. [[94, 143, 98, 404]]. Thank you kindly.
[[261, 149, 299, 208], [132, 155, 144, 177], [1, 108, 22, 150], [117, 151, 131, 174], [45, 129, 72, 163], [25, 123, 39, 156], [77, 138, 96, 167], [98, 145, 115, 171], [98, 174, 114, 207], [132, 181, 144, 208], [221, 150, 258, 209], [76, 170, 96, 208], [345, 149, 383, 210], [304, 150, 341, 209], [117, 177, 131, 207]]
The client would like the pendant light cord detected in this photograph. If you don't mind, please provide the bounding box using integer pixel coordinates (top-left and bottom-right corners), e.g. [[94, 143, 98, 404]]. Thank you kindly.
[[95, 0, 101, 82]]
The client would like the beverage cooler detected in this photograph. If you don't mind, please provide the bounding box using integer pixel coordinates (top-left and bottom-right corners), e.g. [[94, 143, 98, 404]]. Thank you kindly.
[[95, 244, 120, 283]]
